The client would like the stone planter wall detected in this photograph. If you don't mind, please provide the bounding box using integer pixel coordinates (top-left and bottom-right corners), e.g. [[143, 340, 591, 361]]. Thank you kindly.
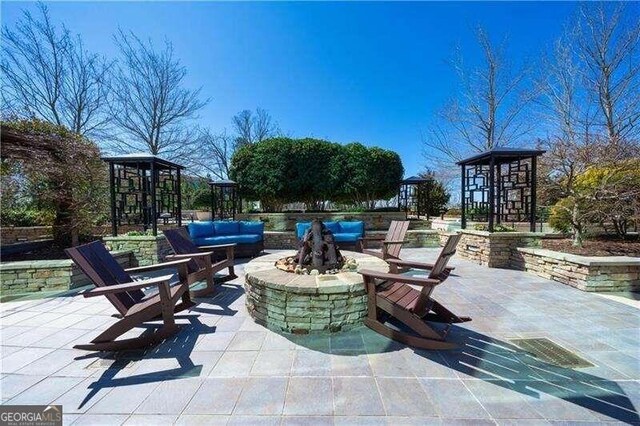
[[103, 235, 172, 266], [0, 250, 133, 296], [456, 230, 556, 268], [1, 226, 52, 244], [236, 212, 413, 231], [513, 248, 640, 292], [263, 230, 440, 250], [0, 225, 180, 245]]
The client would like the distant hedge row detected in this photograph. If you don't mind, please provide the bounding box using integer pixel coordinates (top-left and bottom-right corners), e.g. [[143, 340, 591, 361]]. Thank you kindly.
[[230, 138, 404, 211]]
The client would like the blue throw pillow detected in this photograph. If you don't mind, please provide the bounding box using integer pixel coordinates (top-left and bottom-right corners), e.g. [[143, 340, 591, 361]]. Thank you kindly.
[[213, 221, 240, 235], [339, 221, 364, 236], [296, 222, 312, 239], [239, 221, 264, 235], [187, 221, 215, 239], [323, 221, 340, 234]]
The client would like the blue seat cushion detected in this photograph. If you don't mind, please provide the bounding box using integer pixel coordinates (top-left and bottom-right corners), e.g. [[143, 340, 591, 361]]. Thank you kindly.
[[339, 221, 364, 235], [213, 221, 240, 235], [323, 221, 340, 234], [239, 221, 264, 236], [296, 222, 312, 239], [187, 221, 215, 239], [333, 233, 361, 243], [194, 234, 262, 246]]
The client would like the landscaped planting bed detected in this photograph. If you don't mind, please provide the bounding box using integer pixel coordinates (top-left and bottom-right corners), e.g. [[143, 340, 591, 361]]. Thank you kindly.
[[514, 247, 640, 292]]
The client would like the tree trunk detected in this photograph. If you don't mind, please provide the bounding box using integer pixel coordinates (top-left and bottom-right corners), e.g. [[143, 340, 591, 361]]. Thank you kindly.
[[52, 184, 74, 248], [571, 204, 583, 247]]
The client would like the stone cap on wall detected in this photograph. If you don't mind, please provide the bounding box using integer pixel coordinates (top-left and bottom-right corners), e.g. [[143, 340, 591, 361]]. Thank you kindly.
[[517, 247, 640, 267], [459, 230, 558, 238], [0, 250, 134, 270], [103, 235, 167, 241]]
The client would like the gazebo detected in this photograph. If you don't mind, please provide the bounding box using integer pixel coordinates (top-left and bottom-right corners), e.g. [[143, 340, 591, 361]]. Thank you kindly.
[[457, 147, 545, 232], [102, 154, 184, 236], [398, 175, 431, 219]]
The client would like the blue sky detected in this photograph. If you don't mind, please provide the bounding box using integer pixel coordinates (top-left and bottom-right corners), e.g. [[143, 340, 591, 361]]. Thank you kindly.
[[1, 1, 577, 176]]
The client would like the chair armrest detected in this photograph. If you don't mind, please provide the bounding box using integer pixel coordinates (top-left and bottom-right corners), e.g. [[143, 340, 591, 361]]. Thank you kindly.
[[166, 252, 214, 260], [358, 269, 440, 287], [83, 274, 174, 298], [198, 243, 237, 250], [125, 258, 191, 273], [387, 259, 454, 272]]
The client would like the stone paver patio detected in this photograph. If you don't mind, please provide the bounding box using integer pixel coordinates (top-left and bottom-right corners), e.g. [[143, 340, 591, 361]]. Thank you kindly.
[[1, 248, 639, 425]]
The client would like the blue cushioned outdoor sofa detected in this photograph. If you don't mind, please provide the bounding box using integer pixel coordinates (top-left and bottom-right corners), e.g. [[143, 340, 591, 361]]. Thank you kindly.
[[295, 221, 364, 250], [186, 221, 264, 257]]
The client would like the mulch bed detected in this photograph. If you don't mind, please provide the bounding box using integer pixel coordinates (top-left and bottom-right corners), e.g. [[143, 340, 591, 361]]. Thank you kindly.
[[541, 235, 640, 257]]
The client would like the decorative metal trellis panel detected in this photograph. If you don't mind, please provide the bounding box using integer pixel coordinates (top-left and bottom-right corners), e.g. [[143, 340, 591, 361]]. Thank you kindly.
[[464, 165, 490, 222], [210, 180, 239, 220], [498, 159, 532, 223], [458, 148, 544, 232], [104, 155, 183, 236], [113, 164, 151, 228]]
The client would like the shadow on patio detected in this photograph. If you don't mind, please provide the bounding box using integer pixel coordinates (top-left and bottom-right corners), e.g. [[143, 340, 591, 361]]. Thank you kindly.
[[426, 328, 640, 424]]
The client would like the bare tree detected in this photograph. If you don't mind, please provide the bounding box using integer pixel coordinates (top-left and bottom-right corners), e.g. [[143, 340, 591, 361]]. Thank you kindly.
[[537, 3, 640, 244], [108, 30, 207, 159], [232, 107, 279, 149], [422, 27, 533, 164], [1, 3, 111, 136], [576, 2, 640, 145], [190, 128, 234, 180]]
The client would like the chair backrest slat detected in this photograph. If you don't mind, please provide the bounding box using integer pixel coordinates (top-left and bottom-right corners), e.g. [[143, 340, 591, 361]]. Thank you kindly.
[[428, 233, 462, 279], [385, 220, 410, 259], [65, 241, 144, 315], [163, 227, 203, 273]]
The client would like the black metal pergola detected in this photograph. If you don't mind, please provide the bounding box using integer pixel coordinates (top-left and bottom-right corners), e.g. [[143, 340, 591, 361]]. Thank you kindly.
[[210, 179, 239, 220], [102, 154, 184, 236], [457, 147, 545, 232], [398, 175, 431, 219]]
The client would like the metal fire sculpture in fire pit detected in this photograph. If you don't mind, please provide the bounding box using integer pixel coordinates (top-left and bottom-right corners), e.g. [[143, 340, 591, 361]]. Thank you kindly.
[[275, 219, 357, 275]]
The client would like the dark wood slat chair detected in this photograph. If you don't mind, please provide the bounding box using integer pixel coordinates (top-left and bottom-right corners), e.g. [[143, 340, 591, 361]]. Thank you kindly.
[[359, 233, 470, 350], [163, 227, 237, 298], [358, 220, 410, 260], [65, 241, 195, 351]]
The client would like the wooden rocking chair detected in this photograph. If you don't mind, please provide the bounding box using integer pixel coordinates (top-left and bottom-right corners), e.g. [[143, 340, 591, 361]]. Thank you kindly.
[[358, 233, 470, 350], [358, 220, 410, 260], [163, 227, 236, 298], [65, 241, 195, 351]]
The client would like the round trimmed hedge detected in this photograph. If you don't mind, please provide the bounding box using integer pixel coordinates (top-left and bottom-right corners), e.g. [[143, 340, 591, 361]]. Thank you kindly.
[[229, 138, 404, 211]]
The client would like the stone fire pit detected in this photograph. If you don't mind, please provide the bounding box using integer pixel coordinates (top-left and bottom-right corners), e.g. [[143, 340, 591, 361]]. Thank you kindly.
[[245, 250, 388, 333]]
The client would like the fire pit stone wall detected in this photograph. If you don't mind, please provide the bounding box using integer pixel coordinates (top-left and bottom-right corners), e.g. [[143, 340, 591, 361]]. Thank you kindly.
[[244, 251, 388, 333]]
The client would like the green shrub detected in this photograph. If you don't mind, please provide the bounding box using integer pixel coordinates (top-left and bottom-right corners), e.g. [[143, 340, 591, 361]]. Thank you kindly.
[[229, 138, 404, 212], [473, 223, 516, 232], [0, 206, 55, 227], [548, 199, 573, 233], [191, 188, 212, 210]]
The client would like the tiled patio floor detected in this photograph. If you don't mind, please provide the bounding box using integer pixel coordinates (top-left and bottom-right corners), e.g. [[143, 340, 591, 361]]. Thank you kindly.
[[1, 248, 639, 425]]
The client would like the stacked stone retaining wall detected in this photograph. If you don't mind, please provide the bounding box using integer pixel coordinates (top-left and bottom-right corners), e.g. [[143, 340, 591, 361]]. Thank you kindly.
[[513, 248, 640, 292], [103, 235, 172, 266], [1, 250, 133, 296]]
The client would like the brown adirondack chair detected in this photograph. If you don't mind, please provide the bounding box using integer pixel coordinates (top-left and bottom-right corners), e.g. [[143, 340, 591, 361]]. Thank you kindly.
[[163, 227, 236, 298], [65, 241, 195, 351], [358, 233, 470, 350], [358, 220, 410, 260]]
